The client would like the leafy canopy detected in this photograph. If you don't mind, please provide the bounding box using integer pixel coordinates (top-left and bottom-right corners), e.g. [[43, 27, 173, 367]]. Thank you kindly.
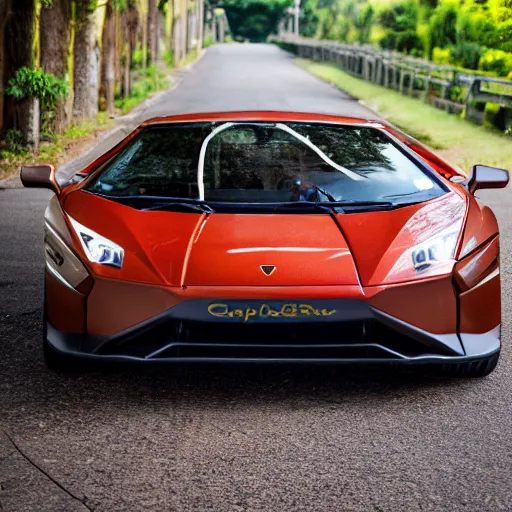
[[220, 0, 293, 42]]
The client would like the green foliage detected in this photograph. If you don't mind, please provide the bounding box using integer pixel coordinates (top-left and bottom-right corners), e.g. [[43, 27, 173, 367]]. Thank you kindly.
[[379, 32, 397, 50], [396, 30, 423, 54], [484, 102, 501, 128], [298, 58, 512, 171], [432, 47, 452, 64], [115, 66, 168, 114], [494, 19, 512, 52], [378, 1, 418, 33], [221, 0, 293, 42], [132, 47, 144, 68], [429, 1, 458, 49], [164, 49, 174, 66], [354, 4, 374, 44], [478, 48, 512, 76], [300, 0, 320, 38], [298, 0, 512, 76], [0, 130, 28, 155], [451, 42, 483, 69], [6, 67, 69, 112]]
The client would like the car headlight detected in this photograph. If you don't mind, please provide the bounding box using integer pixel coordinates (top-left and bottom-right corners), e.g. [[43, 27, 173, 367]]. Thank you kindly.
[[68, 216, 124, 268], [411, 230, 459, 272]]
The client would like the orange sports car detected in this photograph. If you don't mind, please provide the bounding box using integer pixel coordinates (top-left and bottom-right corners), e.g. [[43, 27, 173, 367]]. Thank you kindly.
[[22, 112, 508, 376]]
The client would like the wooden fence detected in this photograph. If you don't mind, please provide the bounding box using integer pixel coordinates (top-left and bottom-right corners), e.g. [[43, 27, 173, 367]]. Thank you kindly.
[[273, 36, 512, 131]]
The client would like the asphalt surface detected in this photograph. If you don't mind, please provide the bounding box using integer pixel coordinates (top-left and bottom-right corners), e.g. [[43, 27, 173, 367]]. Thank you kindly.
[[57, 43, 377, 183], [1, 44, 512, 512]]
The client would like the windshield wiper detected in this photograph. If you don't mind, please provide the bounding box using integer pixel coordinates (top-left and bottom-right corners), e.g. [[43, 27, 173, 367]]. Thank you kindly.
[[142, 201, 214, 213], [321, 200, 422, 212], [265, 201, 335, 213], [318, 200, 394, 207]]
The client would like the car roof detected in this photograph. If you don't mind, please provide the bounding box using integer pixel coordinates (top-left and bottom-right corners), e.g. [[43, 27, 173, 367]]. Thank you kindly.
[[139, 111, 382, 128]]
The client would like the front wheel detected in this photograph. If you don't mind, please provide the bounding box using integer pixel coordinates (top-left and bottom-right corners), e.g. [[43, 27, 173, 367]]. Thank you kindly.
[[434, 352, 500, 378]]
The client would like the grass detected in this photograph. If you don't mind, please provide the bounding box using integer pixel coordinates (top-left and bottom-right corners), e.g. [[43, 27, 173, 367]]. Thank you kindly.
[[297, 58, 512, 172], [0, 113, 114, 180], [179, 48, 199, 68], [115, 66, 170, 115]]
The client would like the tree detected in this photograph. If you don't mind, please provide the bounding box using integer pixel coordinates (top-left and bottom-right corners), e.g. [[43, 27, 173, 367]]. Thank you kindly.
[[40, 0, 72, 133], [74, 0, 97, 120], [102, 0, 116, 114], [5, 0, 39, 146], [148, 0, 159, 63], [221, 0, 292, 42]]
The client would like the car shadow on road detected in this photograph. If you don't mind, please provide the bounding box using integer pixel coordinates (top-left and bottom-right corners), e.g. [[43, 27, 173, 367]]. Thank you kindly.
[[38, 361, 478, 411], [0, 312, 483, 418]]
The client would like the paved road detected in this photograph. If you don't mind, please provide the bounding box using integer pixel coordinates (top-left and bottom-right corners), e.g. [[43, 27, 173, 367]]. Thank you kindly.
[[1, 44, 512, 512], [57, 43, 376, 183]]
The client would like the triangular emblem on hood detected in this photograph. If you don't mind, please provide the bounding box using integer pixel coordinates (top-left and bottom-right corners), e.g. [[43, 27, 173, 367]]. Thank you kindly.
[[260, 265, 276, 276]]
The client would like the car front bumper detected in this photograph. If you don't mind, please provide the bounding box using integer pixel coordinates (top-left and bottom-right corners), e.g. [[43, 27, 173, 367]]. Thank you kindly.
[[45, 298, 501, 365]]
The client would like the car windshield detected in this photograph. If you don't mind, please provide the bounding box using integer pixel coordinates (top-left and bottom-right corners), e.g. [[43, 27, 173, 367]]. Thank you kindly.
[[84, 121, 446, 206]]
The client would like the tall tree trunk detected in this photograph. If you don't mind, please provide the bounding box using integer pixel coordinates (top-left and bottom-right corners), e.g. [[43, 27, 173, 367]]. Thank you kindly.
[[0, 0, 12, 138], [212, 10, 217, 43], [123, 36, 132, 97], [73, 1, 103, 121], [5, 0, 38, 148], [122, 3, 139, 97], [40, 0, 71, 134], [197, 0, 204, 50], [114, 7, 123, 98], [148, 0, 158, 64], [172, 0, 182, 65], [219, 14, 224, 43], [102, 0, 116, 115], [73, 1, 93, 120], [181, 0, 188, 58]]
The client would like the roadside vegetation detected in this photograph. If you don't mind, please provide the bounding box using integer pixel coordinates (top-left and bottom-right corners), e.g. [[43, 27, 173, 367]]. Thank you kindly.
[[222, 0, 292, 42], [0, 0, 218, 180], [299, 0, 512, 80], [298, 58, 512, 171], [0, 115, 114, 181]]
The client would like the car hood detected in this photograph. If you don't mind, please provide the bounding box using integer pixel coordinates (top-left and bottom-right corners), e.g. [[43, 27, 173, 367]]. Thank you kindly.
[[63, 191, 467, 288]]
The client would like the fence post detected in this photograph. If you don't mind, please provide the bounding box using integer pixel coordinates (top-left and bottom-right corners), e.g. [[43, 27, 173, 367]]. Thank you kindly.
[[399, 68, 405, 94], [408, 72, 415, 96]]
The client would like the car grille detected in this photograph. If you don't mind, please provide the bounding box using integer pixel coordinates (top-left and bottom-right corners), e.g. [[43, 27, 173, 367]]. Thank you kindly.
[[96, 318, 452, 361]]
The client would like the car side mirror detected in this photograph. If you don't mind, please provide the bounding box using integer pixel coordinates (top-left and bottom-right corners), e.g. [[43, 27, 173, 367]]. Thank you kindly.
[[468, 164, 509, 195], [20, 164, 60, 195]]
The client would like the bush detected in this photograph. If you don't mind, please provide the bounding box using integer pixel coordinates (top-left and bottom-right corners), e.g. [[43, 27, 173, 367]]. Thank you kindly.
[[1, 130, 28, 155], [432, 47, 452, 65], [378, 1, 418, 33], [478, 49, 512, 77], [495, 19, 512, 53], [451, 42, 483, 69], [164, 49, 174, 67], [355, 4, 374, 44], [6, 67, 69, 112], [380, 32, 397, 50], [396, 30, 423, 53], [429, 1, 458, 49]]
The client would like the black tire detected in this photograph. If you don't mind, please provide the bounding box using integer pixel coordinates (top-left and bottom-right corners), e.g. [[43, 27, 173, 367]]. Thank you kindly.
[[434, 352, 500, 378]]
